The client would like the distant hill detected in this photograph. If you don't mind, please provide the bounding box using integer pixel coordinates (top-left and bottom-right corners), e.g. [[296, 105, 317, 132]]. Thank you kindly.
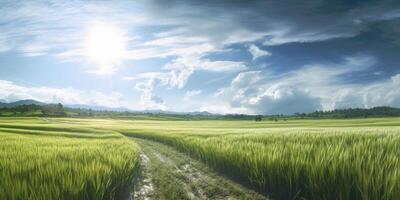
[[0, 99, 216, 116], [66, 105, 215, 116], [0, 99, 45, 108], [138, 109, 215, 116], [65, 104, 132, 112]]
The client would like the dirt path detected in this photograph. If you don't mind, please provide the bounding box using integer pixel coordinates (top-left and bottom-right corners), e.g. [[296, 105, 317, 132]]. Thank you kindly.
[[131, 138, 269, 200]]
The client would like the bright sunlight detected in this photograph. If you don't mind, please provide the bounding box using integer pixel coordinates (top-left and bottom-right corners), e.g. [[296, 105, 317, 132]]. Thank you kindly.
[[84, 22, 127, 74]]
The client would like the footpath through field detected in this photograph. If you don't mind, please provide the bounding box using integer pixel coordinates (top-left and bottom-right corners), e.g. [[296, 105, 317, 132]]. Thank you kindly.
[[131, 138, 269, 200]]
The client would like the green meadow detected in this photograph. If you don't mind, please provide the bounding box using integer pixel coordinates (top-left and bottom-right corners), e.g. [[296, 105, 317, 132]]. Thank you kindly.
[[0, 117, 399, 199]]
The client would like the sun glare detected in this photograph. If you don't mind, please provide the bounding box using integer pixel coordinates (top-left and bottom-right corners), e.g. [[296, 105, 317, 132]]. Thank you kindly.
[[84, 22, 127, 74]]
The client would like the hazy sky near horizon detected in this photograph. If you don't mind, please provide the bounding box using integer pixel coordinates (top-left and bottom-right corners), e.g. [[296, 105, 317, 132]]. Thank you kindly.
[[1, 0, 400, 114]]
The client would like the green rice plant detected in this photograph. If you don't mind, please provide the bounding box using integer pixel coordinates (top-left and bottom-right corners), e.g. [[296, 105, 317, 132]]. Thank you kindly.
[[120, 119, 400, 200], [0, 118, 140, 200], [2, 117, 399, 200]]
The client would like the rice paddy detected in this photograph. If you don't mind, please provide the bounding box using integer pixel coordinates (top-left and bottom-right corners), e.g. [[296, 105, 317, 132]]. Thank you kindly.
[[0, 117, 399, 199], [119, 119, 400, 200], [0, 118, 139, 200]]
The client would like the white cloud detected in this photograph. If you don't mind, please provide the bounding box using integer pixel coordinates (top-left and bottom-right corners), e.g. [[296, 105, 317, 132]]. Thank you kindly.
[[127, 54, 247, 108], [123, 72, 170, 83], [133, 75, 168, 110], [127, 55, 248, 104], [198, 104, 248, 114], [163, 56, 247, 89], [262, 29, 358, 46], [0, 80, 126, 108], [358, 74, 400, 108], [208, 55, 400, 114], [142, 36, 209, 47], [184, 90, 201, 101], [241, 86, 321, 114], [168, 68, 193, 89], [248, 44, 271, 60], [231, 71, 262, 88], [18, 43, 49, 57]]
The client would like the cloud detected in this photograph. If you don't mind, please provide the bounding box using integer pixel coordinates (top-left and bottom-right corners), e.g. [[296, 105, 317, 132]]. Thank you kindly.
[[210, 54, 400, 114], [231, 71, 262, 88], [198, 103, 248, 114], [18, 43, 49, 57], [248, 44, 271, 60], [168, 68, 193, 89], [358, 74, 400, 108], [133, 75, 167, 110], [163, 56, 247, 88], [125, 54, 248, 106], [145, 0, 400, 47], [240, 86, 322, 114], [217, 71, 321, 114], [323, 74, 400, 109], [2, 0, 399, 75], [0, 80, 125, 108], [184, 90, 201, 101], [127, 54, 247, 98]]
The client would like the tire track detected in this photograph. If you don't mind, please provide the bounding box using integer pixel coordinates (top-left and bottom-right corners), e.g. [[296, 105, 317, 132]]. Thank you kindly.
[[131, 138, 269, 200]]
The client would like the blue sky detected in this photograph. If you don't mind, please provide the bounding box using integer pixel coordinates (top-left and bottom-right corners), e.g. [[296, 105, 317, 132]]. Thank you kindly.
[[1, 0, 400, 114]]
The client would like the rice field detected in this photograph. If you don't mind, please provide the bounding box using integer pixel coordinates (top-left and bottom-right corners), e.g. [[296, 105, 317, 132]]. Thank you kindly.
[[119, 118, 400, 200], [0, 118, 139, 200], [0, 117, 399, 199]]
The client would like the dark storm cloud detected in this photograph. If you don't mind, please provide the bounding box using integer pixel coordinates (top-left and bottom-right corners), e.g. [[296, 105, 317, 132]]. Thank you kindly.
[[146, 0, 400, 46], [254, 17, 400, 84]]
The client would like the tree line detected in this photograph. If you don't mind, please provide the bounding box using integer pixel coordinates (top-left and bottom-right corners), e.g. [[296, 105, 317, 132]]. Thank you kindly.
[[295, 106, 400, 119], [0, 103, 65, 117]]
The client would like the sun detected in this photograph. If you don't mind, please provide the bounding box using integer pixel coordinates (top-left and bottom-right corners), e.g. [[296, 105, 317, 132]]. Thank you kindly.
[[84, 21, 127, 74]]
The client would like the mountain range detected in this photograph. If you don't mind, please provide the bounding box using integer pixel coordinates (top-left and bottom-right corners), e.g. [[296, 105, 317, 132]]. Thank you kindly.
[[0, 99, 46, 108], [0, 99, 215, 116]]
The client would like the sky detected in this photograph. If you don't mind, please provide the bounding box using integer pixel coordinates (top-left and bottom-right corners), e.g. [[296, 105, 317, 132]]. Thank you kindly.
[[1, 0, 400, 114]]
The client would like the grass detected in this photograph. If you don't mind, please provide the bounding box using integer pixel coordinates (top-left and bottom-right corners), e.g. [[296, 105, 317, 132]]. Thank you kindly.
[[0, 118, 139, 200], [119, 118, 400, 200]]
